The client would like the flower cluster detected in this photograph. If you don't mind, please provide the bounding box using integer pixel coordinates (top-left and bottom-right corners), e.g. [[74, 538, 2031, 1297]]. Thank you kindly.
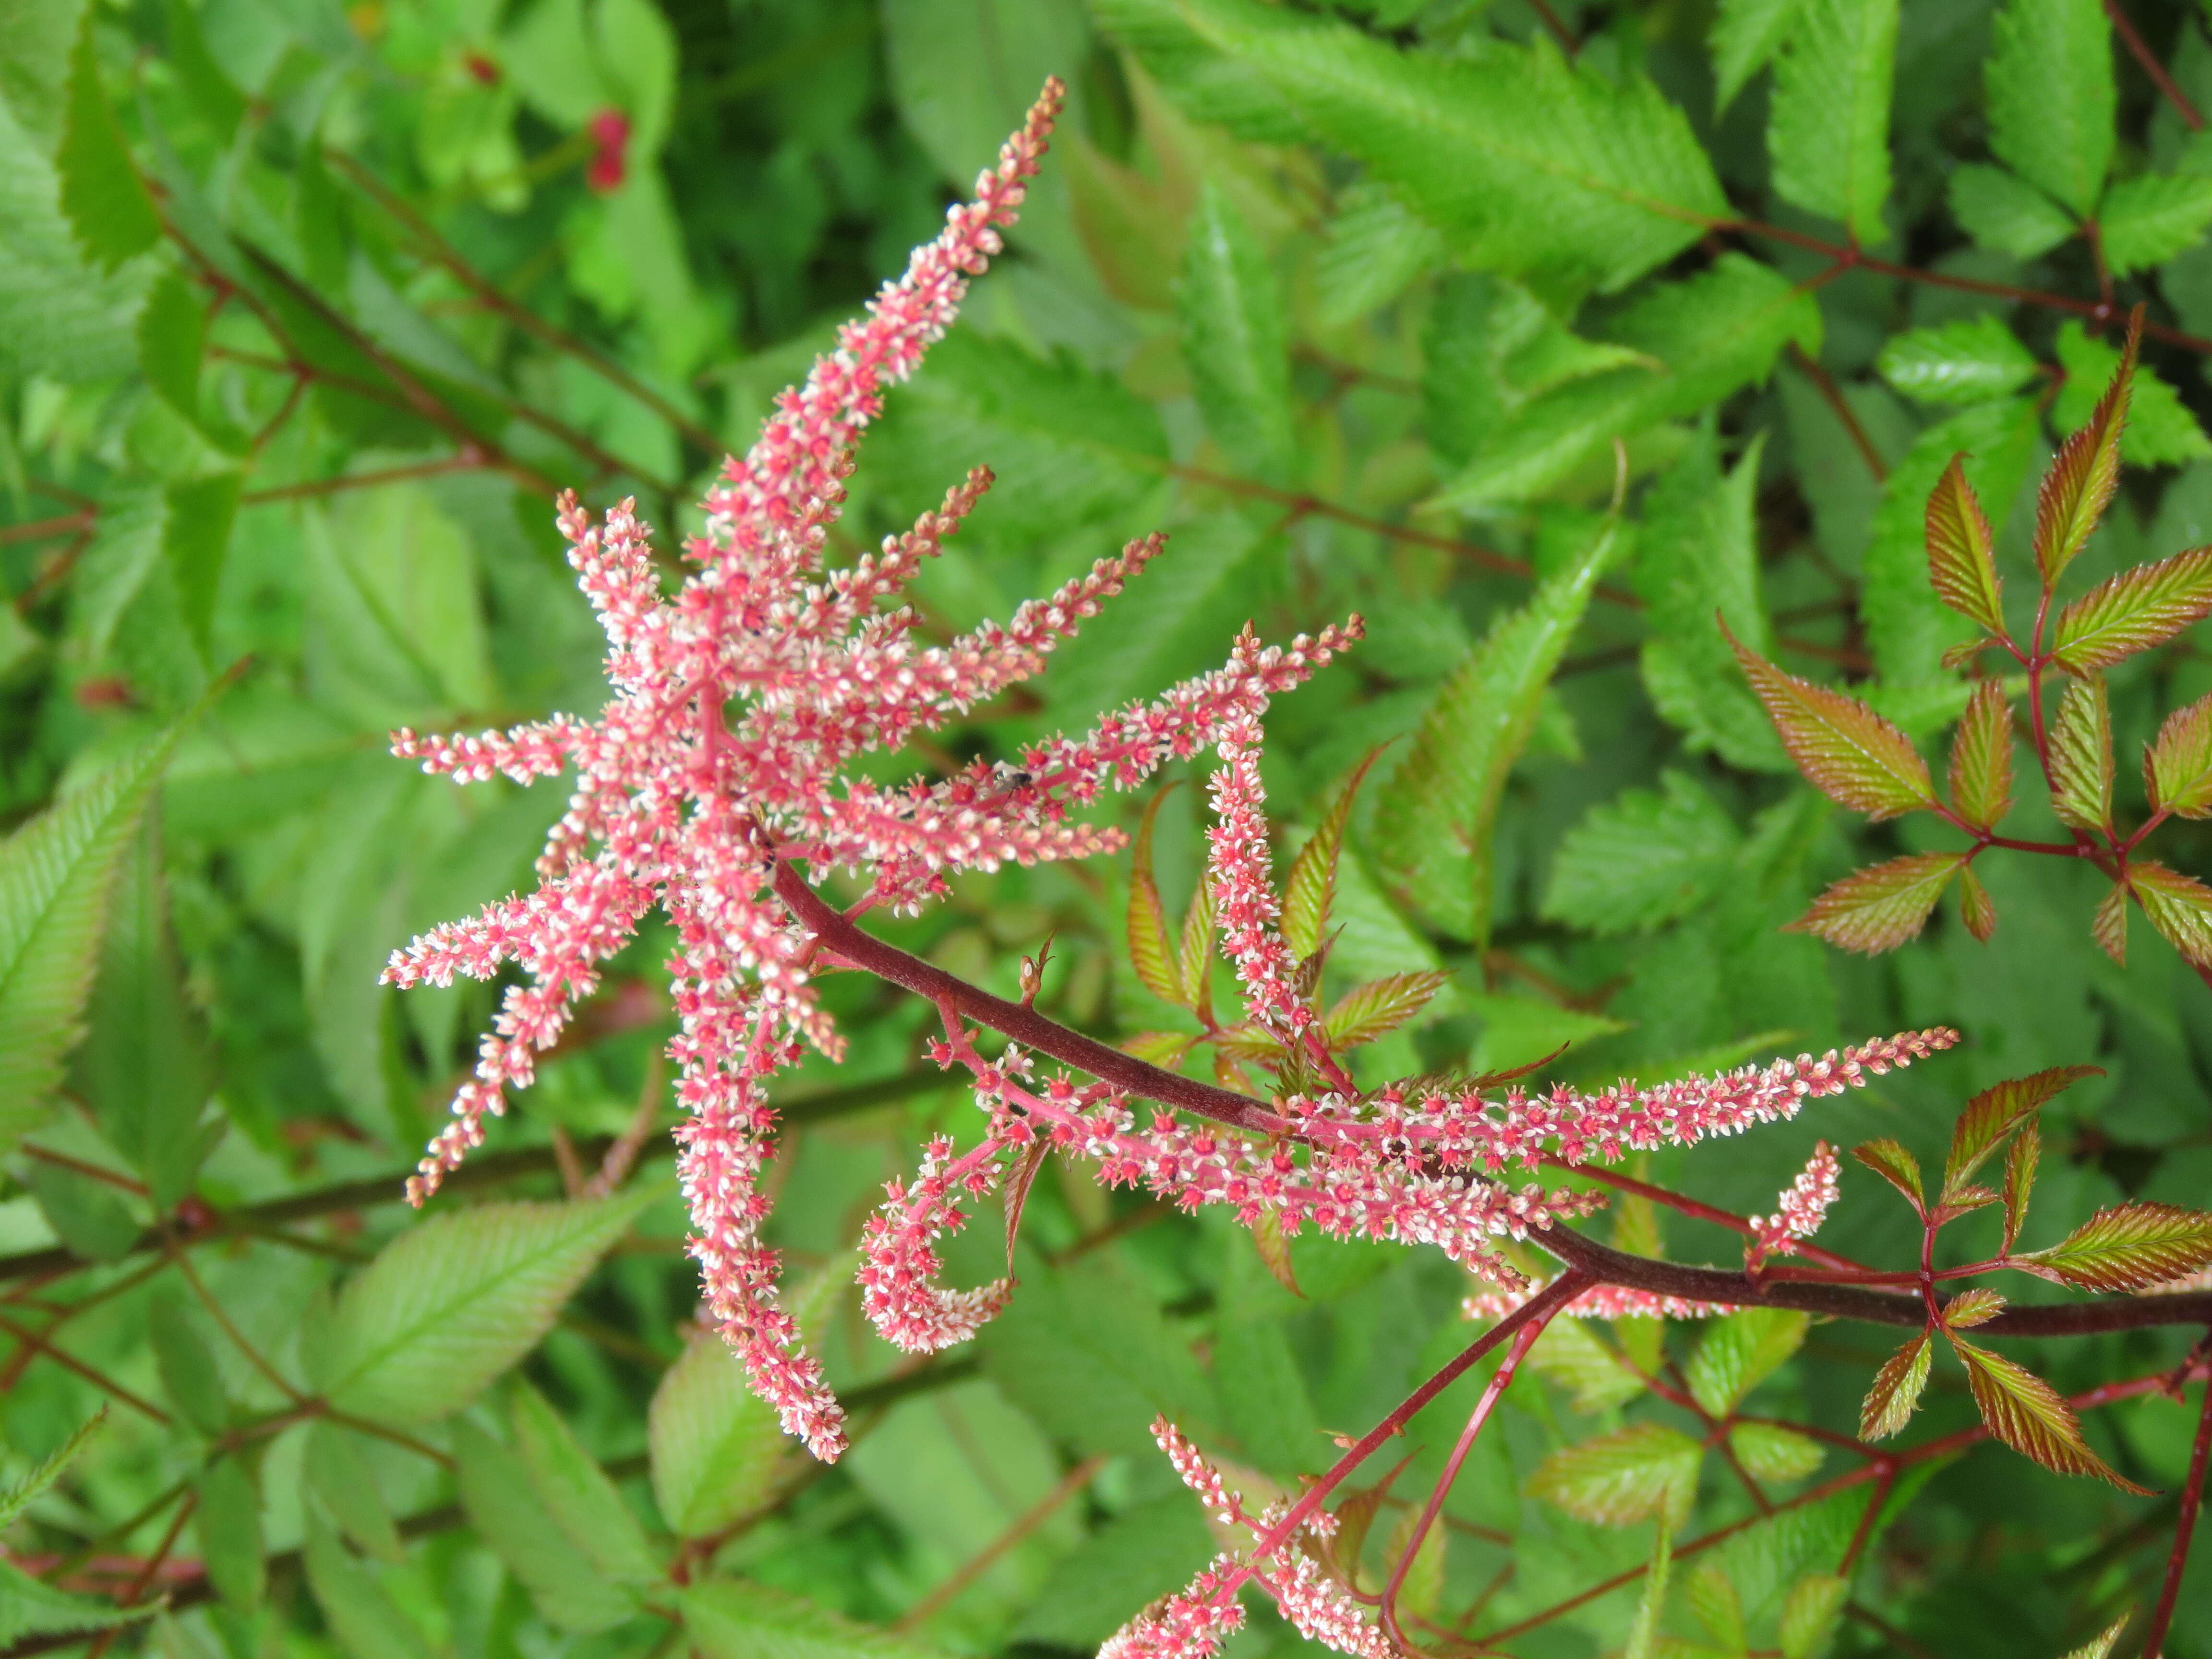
[[384, 80, 1351, 1461], [1751, 1140, 1842, 1263], [1100, 1419, 1391, 1659]]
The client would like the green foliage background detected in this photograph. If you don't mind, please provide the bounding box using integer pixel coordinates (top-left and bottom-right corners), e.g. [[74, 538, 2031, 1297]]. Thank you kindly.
[[2, 0, 2212, 1655]]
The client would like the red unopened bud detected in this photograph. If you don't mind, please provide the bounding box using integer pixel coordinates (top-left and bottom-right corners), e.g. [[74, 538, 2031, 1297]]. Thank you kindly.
[[586, 108, 630, 193], [462, 50, 499, 85]]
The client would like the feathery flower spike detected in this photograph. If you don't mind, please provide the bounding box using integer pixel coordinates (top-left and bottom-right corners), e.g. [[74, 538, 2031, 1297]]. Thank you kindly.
[[383, 81, 1356, 1462], [1750, 1140, 1842, 1264]]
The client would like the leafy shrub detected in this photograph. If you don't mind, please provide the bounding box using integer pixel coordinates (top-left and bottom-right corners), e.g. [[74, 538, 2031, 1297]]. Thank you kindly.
[[6, 3, 2212, 1659]]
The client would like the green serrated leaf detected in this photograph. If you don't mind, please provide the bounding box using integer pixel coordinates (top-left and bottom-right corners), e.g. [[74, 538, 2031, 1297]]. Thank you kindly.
[[1623, 1522, 1671, 1659], [1526, 1315, 1646, 1414], [1323, 970, 1451, 1050], [685, 1578, 953, 1659], [1877, 316, 2041, 406], [1280, 750, 1380, 960], [2098, 171, 2212, 275], [1542, 771, 1743, 935], [319, 1190, 650, 1426], [1126, 786, 1184, 1008], [2052, 321, 2207, 472], [162, 471, 241, 660], [1687, 1308, 1810, 1418], [57, 10, 159, 271], [1686, 1560, 1748, 1651], [2005, 1124, 2040, 1252], [303, 1508, 439, 1659], [1097, 0, 1728, 294], [1712, 0, 1808, 111], [1439, 257, 1817, 507], [2018, 1200, 2212, 1291], [0, 714, 200, 1154], [1853, 1138, 1924, 1209], [137, 266, 206, 424], [1730, 1421, 1825, 1484], [1986, 0, 2113, 216], [456, 1416, 637, 1632], [149, 1294, 226, 1436], [1731, 637, 1933, 818], [1943, 1066, 2096, 1203], [650, 1258, 849, 1538], [512, 1382, 661, 1584], [1948, 681, 2014, 831], [76, 817, 212, 1208], [1941, 1287, 2008, 1328], [1860, 1330, 1933, 1440], [0, 1411, 104, 1531], [2129, 859, 2212, 966], [1529, 1421, 1703, 1528], [1959, 862, 1998, 942], [1789, 851, 1963, 954], [1947, 1332, 2150, 1491], [2048, 676, 2115, 833], [305, 1422, 403, 1565], [1777, 1572, 1848, 1659], [2060, 1615, 2131, 1659], [1372, 516, 1617, 943], [1767, 0, 1898, 244], [2051, 548, 2212, 673], [1179, 182, 1295, 484], [0, 1558, 150, 1645], [1637, 427, 1790, 771], [1948, 163, 2077, 257], [2147, 689, 2212, 817], [194, 1456, 264, 1614]]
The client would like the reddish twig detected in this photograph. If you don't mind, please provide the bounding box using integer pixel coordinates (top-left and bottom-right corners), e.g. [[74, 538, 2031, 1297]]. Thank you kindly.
[[1787, 342, 1888, 483], [891, 1454, 1108, 1630], [2105, 0, 2205, 131], [2142, 1366, 2212, 1659]]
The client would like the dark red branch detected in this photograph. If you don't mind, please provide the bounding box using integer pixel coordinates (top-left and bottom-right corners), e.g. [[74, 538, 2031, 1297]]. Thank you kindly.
[[773, 867, 2212, 1341], [2144, 1364, 2212, 1657], [2105, 0, 2205, 132]]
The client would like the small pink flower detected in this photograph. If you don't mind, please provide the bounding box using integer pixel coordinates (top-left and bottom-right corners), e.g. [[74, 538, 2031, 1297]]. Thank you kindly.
[[586, 109, 629, 193]]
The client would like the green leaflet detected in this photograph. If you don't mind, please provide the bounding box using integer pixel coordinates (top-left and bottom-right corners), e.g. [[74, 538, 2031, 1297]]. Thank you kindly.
[[1371, 514, 1619, 943], [1861, 396, 2040, 688], [1542, 771, 1743, 936], [1985, 0, 2113, 218], [0, 1411, 104, 1530], [1179, 181, 1295, 483], [314, 1189, 652, 1426], [1767, 0, 1899, 245], [454, 1416, 639, 1633], [73, 816, 214, 1208], [149, 1294, 227, 1436], [1436, 255, 1819, 508], [2052, 323, 2212, 467], [0, 1559, 151, 1646], [302, 1509, 440, 1659], [1948, 162, 2077, 257], [1094, 0, 1728, 294], [0, 82, 147, 384], [2098, 172, 2212, 275], [0, 712, 200, 1154], [194, 1456, 264, 1614], [1636, 424, 1791, 771], [512, 1382, 661, 1584], [1711, 0, 1808, 112], [684, 1579, 955, 1659], [57, 8, 161, 272]]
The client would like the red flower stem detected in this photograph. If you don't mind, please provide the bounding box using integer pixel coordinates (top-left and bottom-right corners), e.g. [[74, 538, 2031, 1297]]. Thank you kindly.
[[1839, 1462, 1898, 1573], [1544, 1155, 1878, 1276], [1378, 1301, 1559, 1646], [1243, 1269, 1594, 1570], [2105, 0, 2205, 132], [779, 863, 2212, 1340], [2143, 1368, 2212, 1659]]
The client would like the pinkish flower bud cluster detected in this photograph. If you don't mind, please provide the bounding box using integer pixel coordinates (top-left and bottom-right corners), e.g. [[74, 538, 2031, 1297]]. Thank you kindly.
[[1101, 1419, 1389, 1659], [384, 81, 1357, 1462], [1751, 1140, 1842, 1262]]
